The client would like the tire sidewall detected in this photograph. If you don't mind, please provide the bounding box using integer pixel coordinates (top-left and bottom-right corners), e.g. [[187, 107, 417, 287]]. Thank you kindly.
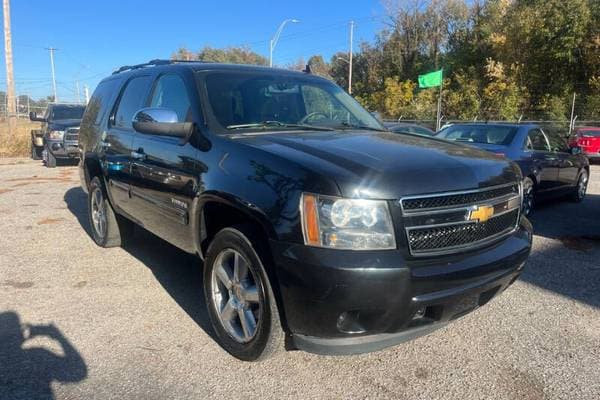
[[88, 178, 108, 246], [203, 228, 276, 361], [522, 177, 534, 216], [574, 171, 588, 202]]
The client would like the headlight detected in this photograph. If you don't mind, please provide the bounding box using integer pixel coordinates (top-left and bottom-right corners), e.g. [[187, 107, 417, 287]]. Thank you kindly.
[[48, 130, 64, 140], [300, 193, 396, 250]]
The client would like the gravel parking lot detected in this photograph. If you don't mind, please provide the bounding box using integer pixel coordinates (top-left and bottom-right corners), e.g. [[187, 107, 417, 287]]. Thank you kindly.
[[1, 159, 599, 400]]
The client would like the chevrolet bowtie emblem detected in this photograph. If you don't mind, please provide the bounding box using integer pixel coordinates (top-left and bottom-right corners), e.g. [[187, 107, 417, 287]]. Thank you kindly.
[[469, 205, 494, 223]]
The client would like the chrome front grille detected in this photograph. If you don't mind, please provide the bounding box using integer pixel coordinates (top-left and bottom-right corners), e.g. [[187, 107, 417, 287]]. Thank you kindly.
[[402, 184, 518, 211], [65, 127, 80, 143], [401, 183, 522, 256]]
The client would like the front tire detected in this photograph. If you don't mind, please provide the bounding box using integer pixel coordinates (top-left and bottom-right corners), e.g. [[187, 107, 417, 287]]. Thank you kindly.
[[45, 145, 57, 168], [570, 170, 588, 203], [88, 177, 134, 247], [204, 227, 284, 361]]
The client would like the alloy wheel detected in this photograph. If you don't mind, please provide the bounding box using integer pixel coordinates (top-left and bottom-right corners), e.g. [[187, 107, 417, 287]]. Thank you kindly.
[[210, 249, 261, 343], [90, 188, 107, 239]]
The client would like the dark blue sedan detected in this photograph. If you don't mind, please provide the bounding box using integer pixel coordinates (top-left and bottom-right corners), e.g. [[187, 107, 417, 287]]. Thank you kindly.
[[436, 123, 590, 215]]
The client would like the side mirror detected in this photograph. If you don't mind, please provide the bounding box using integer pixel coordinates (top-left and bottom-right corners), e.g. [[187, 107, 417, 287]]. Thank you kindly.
[[570, 146, 582, 155], [29, 111, 46, 122], [132, 108, 193, 142]]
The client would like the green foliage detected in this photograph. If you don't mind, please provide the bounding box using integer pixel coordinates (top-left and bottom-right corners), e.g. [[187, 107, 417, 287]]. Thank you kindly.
[[170, 0, 600, 121], [171, 46, 267, 65]]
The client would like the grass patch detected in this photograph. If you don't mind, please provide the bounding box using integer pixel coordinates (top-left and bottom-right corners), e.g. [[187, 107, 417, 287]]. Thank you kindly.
[[0, 120, 40, 158]]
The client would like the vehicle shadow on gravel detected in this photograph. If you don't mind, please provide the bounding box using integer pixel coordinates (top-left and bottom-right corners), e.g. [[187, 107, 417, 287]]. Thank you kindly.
[[0, 311, 87, 400], [64, 187, 217, 341], [522, 194, 600, 308]]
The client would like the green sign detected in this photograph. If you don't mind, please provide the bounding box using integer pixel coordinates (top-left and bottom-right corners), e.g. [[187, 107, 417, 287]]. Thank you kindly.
[[418, 69, 443, 88]]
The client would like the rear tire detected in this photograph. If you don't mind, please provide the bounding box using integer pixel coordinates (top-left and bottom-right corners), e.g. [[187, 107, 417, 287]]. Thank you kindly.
[[569, 170, 588, 203], [31, 142, 41, 160], [203, 227, 284, 361], [522, 177, 535, 216], [88, 176, 134, 247]]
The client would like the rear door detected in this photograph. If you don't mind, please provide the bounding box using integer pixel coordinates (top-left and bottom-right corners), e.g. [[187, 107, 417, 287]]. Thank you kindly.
[[103, 74, 153, 217], [128, 72, 202, 251], [524, 128, 559, 191]]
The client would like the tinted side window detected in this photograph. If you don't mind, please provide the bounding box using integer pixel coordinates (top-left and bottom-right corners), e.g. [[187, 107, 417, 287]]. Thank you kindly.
[[81, 79, 119, 128], [526, 129, 550, 152], [545, 130, 568, 152], [149, 74, 192, 122], [114, 76, 152, 129]]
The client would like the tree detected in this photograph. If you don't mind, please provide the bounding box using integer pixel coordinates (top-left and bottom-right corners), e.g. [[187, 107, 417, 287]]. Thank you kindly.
[[171, 46, 268, 65]]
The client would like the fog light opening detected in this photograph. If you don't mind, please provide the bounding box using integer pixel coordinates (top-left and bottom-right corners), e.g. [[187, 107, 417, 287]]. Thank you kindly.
[[412, 307, 426, 320], [336, 311, 367, 334]]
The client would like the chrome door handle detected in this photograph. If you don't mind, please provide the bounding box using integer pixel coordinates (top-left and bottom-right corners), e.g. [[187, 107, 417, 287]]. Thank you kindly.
[[100, 142, 111, 148], [131, 150, 145, 160]]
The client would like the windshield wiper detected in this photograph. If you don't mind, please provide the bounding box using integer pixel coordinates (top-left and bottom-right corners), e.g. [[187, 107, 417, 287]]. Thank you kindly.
[[335, 122, 388, 132], [226, 121, 333, 131]]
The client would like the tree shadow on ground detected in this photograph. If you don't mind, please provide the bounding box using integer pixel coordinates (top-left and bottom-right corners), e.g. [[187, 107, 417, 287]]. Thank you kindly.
[[64, 187, 216, 341], [0, 311, 87, 400]]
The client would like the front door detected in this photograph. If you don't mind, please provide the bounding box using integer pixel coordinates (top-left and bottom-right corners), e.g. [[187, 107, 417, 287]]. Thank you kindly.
[[544, 129, 579, 187], [103, 74, 153, 218], [525, 128, 560, 191], [129, 73, 203, 251]]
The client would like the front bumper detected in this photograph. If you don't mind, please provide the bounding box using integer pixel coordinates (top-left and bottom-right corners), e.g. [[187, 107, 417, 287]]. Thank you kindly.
[[270, 218, 532, 355], [46, 138, 80, 159], [582, 151, 600, 159]]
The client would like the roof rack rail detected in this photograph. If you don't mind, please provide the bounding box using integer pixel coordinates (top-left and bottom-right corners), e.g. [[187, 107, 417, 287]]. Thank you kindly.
[[112, 59, 208, 75]]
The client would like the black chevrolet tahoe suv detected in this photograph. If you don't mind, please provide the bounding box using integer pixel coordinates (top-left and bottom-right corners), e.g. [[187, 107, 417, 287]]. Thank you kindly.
[[78, 59, 532, 361], [30, 103, 86, 167]]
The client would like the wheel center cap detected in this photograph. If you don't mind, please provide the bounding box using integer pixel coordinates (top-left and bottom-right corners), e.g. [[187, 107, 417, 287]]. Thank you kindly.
[[233, 283, 243, 301]]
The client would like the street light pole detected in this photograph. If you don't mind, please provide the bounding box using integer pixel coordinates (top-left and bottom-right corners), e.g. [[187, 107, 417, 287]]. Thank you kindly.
[[45, 47, 58, 102], [269, 18, 299, 67]]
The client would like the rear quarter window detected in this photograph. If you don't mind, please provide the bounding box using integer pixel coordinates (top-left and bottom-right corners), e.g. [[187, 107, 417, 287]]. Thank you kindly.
[[81, 79, 120, 129]]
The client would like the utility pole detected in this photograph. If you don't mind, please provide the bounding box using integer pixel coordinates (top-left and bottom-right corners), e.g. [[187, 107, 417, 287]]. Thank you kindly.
[[84, 84, 90, 104], [26, 95, 30, 116], [348, 21, 354, 94], [45, 47, 58, 102], [3, 0, 16, 135]]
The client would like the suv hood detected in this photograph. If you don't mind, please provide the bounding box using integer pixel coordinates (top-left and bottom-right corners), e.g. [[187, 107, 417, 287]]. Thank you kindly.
[[236, 131, 520, 199], [49, 119, 81, 130]]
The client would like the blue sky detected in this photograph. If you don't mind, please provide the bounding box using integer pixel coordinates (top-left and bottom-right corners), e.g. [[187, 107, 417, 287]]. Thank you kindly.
[[2, 0, 385, 101]]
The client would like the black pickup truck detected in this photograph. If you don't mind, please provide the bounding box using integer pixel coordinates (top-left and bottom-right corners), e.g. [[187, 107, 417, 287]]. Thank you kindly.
[[30, 103, 86, 167], [78, 60, 532, 361]]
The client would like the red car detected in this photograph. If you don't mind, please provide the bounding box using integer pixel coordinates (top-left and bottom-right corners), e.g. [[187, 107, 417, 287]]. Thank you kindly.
[[570, 127, 600, 161]]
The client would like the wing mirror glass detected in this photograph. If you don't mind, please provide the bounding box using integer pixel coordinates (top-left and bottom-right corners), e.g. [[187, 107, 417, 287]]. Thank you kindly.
[[29, 111, 46, 122], [132, 108, 193, 142], [570, 146, 582, 155]]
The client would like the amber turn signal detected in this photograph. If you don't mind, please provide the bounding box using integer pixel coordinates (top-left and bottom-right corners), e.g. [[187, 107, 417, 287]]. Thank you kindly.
[[302, 194, 320, 246]]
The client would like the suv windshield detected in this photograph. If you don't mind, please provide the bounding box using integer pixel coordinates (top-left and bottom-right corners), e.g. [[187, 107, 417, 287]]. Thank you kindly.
[[202, 71, 384, 133], [437, 125, 518, 145], [51, 105, 86, 120]]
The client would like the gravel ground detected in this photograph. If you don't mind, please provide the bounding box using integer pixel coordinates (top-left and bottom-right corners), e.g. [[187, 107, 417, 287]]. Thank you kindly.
[[1, 159, 599, 400]]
